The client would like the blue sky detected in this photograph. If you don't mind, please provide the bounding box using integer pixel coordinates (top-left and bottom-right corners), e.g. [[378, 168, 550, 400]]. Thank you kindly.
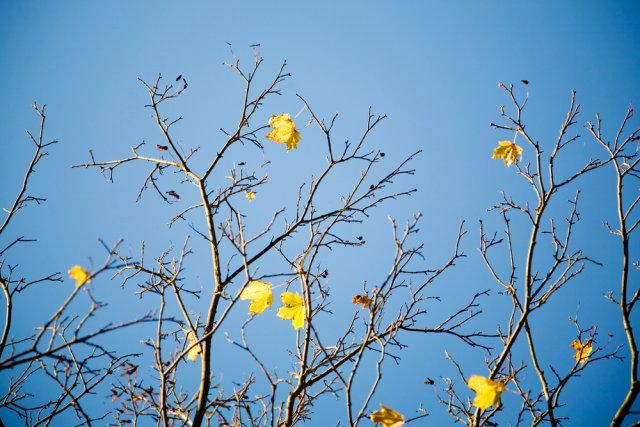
[[1, 1, 639, 426]]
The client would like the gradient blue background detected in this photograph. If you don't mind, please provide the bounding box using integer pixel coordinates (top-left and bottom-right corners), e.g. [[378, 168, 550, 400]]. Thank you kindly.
[[1, 1, 639, 425]]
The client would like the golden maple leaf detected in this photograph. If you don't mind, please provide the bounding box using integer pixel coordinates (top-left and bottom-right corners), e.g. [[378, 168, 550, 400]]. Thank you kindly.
[[186, 330, 201, 362], [68, 265, 91, 287], [266, 113, 301, 151], [277, 291, 305, 329], [246, 191, 256, 201], [571, 339, 592, 364], [370, 404, 404, 427], [240, 280, 274, 314], [467, 375, 506, 410], [492, 140, 523, 167]]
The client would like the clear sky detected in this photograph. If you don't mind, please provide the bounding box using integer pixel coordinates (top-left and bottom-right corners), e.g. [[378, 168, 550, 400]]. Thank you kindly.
[[1, 1, 639, 426]]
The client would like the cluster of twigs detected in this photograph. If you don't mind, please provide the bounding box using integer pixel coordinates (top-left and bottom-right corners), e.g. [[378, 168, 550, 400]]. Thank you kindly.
[[0, 105, 153, 426]]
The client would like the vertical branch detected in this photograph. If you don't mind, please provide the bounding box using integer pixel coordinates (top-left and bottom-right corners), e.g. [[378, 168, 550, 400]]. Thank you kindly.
[[588, 108, 640, 427], [0, 278, 11, 359], [155, 287, 169, 426], [192, 179, 224, 427]]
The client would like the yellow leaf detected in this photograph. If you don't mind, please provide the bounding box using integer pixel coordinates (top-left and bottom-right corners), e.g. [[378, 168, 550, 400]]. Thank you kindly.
[[370, 404, 404, 427], [492, 140, 523, 167], [467, 375, 506, 410], [266, 113, 301, 151], [571, 339, 592, 364], [277, 291, 305, 329], [240, 280, 274, 314], [68, 265, 91, 287], [186, 330, 201, 362], [246, 191, 256, 201]]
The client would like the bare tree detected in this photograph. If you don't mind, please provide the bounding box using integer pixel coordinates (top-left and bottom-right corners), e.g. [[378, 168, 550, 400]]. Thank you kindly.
[[69, 51, 487, 427]]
